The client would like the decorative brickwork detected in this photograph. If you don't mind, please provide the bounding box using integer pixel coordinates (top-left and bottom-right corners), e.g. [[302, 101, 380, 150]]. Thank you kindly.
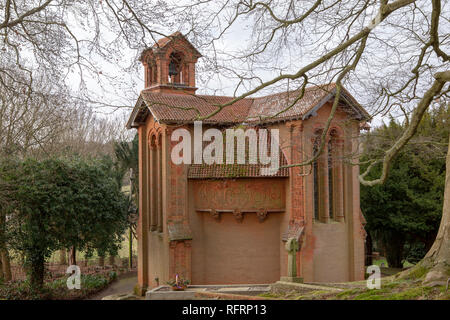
[[130, 33, 369, 289]]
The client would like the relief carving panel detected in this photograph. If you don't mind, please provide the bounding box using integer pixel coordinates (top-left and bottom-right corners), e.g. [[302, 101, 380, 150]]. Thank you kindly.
[[193, 178, 285, 214]]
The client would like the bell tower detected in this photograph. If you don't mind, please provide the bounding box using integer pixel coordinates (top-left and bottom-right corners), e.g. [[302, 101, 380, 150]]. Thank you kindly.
[[140, 32, 202, 94]]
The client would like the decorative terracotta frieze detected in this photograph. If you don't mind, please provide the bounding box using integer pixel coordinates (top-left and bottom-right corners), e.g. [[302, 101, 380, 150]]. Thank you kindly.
[[256, 208, 268, 222], [233, 209, 243, 223], [195, 208, 284, 223]]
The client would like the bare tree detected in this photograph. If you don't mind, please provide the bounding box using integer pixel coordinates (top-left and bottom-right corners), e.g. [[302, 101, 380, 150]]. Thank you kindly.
[[163, 0, 450, 286], [0, 0, 449, 285], [0, 71, 68, 158], [0, 70, 128, 158]]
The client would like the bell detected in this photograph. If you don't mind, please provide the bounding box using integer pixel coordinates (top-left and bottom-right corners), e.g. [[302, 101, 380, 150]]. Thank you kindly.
[[169, 60, 178, 76]]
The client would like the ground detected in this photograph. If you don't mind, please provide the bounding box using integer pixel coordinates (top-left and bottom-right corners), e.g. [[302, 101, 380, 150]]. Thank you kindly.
[[1, 234, 138, 300], [2, 253, 448, 300], [260, 269, 450, 300], [89, 271, 139, 300], [0, 268, 127, 300]]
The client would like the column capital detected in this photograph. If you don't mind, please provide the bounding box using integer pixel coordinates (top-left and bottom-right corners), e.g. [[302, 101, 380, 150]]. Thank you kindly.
[[286, 121, 303, 132]]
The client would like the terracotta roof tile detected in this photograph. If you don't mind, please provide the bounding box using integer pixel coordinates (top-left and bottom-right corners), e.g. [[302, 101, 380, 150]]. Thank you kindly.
[[153, 31, 183, 48], [188, 164, 289, 179], [129, 84, 368, 128], [186, 127, 290, 178], [151, 31, 202, 58], [141, 91, 253, 123], [247, 84, 336, 122]]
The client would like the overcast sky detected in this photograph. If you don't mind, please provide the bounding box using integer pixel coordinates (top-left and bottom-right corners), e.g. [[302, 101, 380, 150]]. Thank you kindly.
[[60, 0, 448, 130]]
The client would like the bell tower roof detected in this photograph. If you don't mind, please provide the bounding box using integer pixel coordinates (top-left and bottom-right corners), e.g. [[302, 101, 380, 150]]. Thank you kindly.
[[139, 32, 202, 94]]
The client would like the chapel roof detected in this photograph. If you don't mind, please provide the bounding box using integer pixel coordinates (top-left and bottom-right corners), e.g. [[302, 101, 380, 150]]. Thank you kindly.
[[127, 83, 370, 129], [147, 31, 202, 59]]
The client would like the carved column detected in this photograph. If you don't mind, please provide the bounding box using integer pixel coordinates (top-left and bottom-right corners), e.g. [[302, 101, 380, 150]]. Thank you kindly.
[[137, 126, 149, 293], [344, 124, 358, 280], [188, 62, 196, 87], [169, 241, 177, 278], [284, 122, 306, 281], [166, 125, 190, 282], [335, 137, 345, 222], [184, 240, 192, 281], [288, 122, 305, 222], [157, 134, 163, 232]]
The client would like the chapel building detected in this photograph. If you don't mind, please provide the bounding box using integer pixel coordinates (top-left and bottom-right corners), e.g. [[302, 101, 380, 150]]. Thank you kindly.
[[127, 32, 369, 294]]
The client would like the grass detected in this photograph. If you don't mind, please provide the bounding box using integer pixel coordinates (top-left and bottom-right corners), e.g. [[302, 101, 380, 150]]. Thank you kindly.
[[373, 258, 417, 269], [400, 264, 429, 280], [374, 258, 389, 267]]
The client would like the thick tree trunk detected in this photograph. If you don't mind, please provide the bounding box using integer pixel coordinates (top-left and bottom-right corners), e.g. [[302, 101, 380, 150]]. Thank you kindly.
[[0, 256, 3, 279], [0, 249, 12, 281], [385, 237, 405, 268], [421, 136, 450, 286], [30, 254, 45, 290], [0, 211, 11, 281]]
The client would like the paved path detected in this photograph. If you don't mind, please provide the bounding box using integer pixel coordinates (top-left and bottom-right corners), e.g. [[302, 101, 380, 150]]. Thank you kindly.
[[89, 271, 137, 300]]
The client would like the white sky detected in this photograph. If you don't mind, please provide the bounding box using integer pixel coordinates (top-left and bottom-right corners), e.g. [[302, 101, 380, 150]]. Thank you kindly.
[[61, 0, 448, 130]]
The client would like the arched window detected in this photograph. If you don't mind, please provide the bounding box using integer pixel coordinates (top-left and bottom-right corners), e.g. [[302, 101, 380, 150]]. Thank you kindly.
[[313, 129, 343, 223]]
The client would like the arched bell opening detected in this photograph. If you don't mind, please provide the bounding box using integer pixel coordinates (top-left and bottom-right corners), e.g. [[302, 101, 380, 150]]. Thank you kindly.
[[168, 52, 185, 85]]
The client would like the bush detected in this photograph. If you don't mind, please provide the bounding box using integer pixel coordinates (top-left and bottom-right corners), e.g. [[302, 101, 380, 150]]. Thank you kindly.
[[0, 272, 114, 300], [404, 242, 427, 265], [2, 156, 129, 290]]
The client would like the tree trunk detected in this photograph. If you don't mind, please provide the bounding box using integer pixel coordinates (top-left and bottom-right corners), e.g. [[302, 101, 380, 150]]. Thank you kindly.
[[69, 247, 76, 266], [30, 253, 45, 290], [385, 241, 404, 268], [0, 249, 12, 281], [0, 255, 3, 279], [129, 226, 133, 269], [98, 255, 105, 267], [109, 255, 116, 266], [382, 231, 405, 268], [0, 211, 11, 281], [59, 249, 67, 265], [365, 232, 373, 266], [421, 136, 450, 286]]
